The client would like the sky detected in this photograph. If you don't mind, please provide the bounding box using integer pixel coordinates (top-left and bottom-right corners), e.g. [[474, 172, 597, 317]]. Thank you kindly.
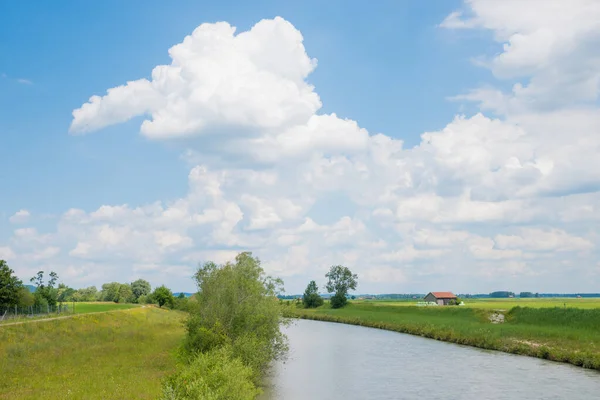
[[1, 0, 599, 294]]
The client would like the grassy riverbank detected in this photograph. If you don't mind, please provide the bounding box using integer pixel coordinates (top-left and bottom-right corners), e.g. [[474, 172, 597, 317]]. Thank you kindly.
[[284, 302, 600, 371], [0, 307, 185, 399]]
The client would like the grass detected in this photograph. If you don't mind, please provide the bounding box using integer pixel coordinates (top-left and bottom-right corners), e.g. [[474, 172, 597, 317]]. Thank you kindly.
[[284, 301, 600, 371], [353, 297, 600, 309], [73, 302, 141, 314], [0, 307, 186, 399]]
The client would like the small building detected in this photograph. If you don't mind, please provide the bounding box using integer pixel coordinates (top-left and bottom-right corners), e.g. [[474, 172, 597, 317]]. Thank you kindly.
[[424, 292, 457, 306]]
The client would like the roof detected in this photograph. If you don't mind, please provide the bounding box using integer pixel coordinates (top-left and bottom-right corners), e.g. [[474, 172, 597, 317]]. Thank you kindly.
[[428, 292, 457, 299]]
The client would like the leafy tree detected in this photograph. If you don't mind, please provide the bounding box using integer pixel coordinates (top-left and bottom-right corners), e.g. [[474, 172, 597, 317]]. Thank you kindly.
[[0, 260, 23, 306], [18, 287, 34, 307], [101, 282, 122, 302], [520, 292, 534, 298], [30, 271, 59, 307], [302, 280, 323, 308], [325, 265, 358, 309], [73, 286, 98, 302], [131, 279, 151, 302], [178, 292, 186, 299], [57, 283, 76, 305], [153, 285, 174, 308], [118, 283, 134, 303], [185, 252, 287, 382]]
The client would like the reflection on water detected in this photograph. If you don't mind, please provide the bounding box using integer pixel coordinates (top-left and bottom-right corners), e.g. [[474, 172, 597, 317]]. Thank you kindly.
[[263, 319, 599, 400]]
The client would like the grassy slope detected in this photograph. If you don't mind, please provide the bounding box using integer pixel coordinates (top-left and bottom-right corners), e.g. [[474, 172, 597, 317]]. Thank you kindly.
[[285, 302, 600, 371], [73, 302, 141, 314], [0, 307, 186, 399]]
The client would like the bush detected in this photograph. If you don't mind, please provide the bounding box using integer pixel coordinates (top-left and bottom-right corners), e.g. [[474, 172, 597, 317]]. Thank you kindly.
[[330, 293, 347, 309], [160, 346, 260, 400]]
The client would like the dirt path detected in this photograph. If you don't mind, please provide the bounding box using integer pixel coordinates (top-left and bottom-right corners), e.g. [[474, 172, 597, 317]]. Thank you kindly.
[[0, 307, 143, 327]]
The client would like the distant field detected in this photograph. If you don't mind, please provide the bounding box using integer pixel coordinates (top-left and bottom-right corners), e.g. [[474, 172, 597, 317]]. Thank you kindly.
[[73, 302, 141, 314], [0, 307, 186, 399], [353, 297, 600, 310]]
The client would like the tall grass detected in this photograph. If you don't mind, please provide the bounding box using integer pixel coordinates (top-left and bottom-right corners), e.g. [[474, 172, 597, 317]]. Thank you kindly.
[[0, 307, 185, 399], [285, 302, 600, 371]]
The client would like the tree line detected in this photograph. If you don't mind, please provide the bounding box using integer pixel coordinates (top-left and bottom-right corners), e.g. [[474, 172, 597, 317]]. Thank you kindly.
[[0, 259, 184, 312]]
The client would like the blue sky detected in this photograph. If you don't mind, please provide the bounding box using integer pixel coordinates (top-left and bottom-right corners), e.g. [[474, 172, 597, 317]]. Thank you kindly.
[[0, 0, 491, 214], [1, 0, 599, 293]]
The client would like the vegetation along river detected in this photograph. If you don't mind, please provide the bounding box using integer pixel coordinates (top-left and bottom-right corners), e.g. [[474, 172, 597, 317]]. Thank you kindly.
[[263, 319, 600, 400]]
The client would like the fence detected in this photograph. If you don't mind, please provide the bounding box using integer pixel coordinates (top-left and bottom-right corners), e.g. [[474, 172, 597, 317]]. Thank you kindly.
[[0, 303, 73, 322]]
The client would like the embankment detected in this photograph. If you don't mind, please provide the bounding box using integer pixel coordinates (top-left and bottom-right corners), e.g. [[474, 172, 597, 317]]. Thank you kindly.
[[284, 303, 600, 371]]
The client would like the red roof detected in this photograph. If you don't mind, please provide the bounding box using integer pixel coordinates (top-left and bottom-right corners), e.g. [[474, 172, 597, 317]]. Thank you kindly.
[[430, 292, 457, 299]]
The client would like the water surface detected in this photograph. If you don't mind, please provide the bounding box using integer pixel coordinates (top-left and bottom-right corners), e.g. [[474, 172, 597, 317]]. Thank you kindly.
[[263, 319, 599, 400]]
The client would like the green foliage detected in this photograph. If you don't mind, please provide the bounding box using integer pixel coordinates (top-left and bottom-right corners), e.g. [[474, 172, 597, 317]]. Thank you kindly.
[[302, 280, 323, 308], [131, 279, 152, 301], [0, 260, 23, 306], [330, 293, 348, 309], [153, 285, 174, 308], [325, 265, 358, 309], [160, 346, 260, 400], [57, 283, 76, 304], [17, 286, 34, 307], [30, 271, 60, 307], [73, 286, 98, 302], [179, 252, 287, 386]]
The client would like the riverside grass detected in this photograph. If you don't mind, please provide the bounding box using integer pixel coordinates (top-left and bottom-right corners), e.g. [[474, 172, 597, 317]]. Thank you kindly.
[[284, 302, 600, 371], [0, 307, 185, 399]]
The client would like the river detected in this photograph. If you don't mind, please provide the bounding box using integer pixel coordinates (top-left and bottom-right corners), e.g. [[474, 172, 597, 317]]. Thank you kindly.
[[262, 319, 600, 400]]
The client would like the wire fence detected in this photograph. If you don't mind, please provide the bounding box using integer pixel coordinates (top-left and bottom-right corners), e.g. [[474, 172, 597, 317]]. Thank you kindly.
[[0, 304, 73, 322]]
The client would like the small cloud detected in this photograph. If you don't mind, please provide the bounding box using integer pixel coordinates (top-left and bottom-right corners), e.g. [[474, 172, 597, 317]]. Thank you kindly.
[[17, 78, 33, 85], [9, 209, 31, 224]]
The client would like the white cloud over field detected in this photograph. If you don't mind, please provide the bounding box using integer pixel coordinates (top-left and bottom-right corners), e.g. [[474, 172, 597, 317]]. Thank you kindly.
[[4, 3, 600, 293]]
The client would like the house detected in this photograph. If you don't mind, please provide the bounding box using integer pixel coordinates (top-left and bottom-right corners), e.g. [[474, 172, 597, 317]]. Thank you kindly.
[[424, 292, 457, 306]]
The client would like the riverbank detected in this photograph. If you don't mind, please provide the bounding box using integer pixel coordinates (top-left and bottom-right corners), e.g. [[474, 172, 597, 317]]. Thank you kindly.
[[0, 307, 185, 399], [284, 303, 600, 371]]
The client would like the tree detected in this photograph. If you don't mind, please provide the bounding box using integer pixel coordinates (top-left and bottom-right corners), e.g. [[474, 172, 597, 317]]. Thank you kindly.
[[153, 285, 174, 308], [0, 260, 23, 306], [30, 270, 59, 307], [101, 282, 121, 302], [57, 283, 76, 305], [185, 252, 288, 381], [302, 280, 323, 308], [131, 279, 151, 302], [325, 265, 358, 309], [117, 284, 134, 303]]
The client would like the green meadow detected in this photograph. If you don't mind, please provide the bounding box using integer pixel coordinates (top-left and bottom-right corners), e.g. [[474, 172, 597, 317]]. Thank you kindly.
[[285, 300, 600, 371], [353, 297, 600, 309], [0, 307, 185, 399], [72, 301, 141, 314]]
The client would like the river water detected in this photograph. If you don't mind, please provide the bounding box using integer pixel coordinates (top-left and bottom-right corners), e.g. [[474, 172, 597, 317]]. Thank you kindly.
[[262, 319, 600, 400]]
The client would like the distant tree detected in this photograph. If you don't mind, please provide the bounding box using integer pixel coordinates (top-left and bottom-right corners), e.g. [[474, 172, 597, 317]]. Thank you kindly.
[[519, 292, 534, 298], [131, 279, 151, 302], [101, 282, 122, 302], [302, 281, 324, 308], [489, 291, 515, 298], [117, 284, 134, 303], [73, 286, 98, 302], [18, 287, 34, 307], [178, 292, 186, 299], [534, 292, 540, 298], [57, 283, 76, 305], [325, 265, 358, 309], [153, 285, 174, 308], [30, 271, 59, 307], [0, 260, 23, 306]]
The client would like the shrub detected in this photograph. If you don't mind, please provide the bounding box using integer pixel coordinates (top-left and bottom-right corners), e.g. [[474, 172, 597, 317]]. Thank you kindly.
[[330, 293, 347, 309], [160, 346, 260, 400]]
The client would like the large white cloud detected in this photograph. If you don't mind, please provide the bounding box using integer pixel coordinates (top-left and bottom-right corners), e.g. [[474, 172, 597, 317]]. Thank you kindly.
[[4, 8, 600, 293]]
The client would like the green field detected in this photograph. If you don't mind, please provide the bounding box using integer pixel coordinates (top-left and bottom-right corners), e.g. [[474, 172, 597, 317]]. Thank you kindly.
[[285, 300, 600, 371], [353, 297, 600, 310], [0, 307, 186, 399]]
